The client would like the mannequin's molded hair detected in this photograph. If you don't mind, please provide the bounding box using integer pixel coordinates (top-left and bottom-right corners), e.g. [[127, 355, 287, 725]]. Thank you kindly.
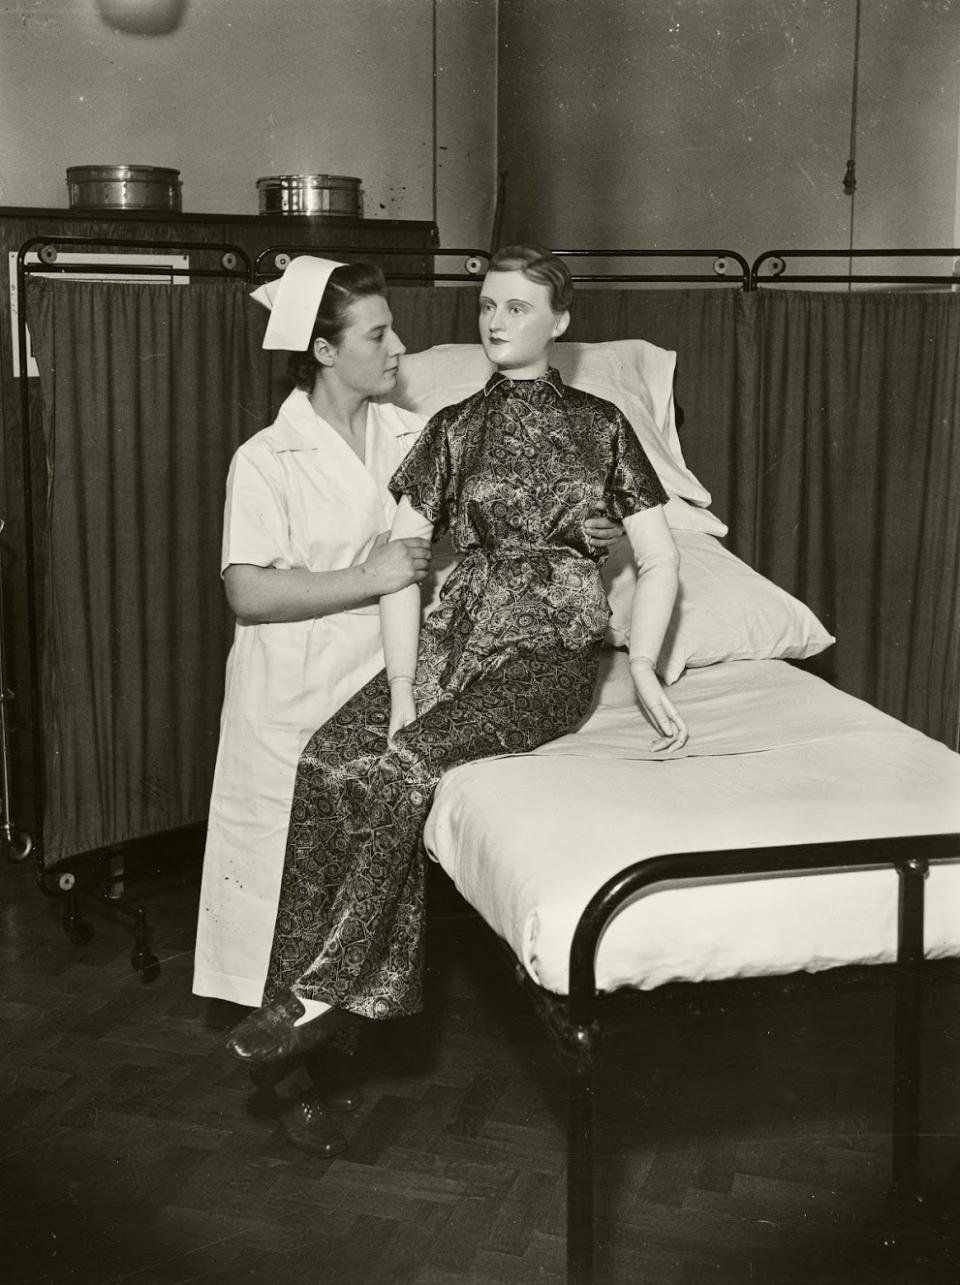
[[487, 244, 574, 313]]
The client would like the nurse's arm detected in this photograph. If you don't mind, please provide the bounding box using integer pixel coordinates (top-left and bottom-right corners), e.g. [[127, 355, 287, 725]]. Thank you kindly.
[[381, 497, 435, 741], [223, 533, 432, 625]]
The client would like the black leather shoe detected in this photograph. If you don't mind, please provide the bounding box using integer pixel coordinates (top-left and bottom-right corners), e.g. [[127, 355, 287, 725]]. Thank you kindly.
[[247, 1054, 300, 1093], [319, 1082, 364, 1113], [305, 1050, 364, 1113], [280, 1095, 348, 1158], [225, 990, 349, 1065]]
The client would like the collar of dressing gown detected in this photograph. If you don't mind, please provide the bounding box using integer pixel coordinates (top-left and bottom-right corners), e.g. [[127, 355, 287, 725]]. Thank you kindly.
[[269, 388, 413, 452], [483, 367, 566, 399]]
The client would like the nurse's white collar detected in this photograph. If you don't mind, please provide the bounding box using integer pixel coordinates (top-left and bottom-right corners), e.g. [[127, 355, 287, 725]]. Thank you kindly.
[[270, 388, 408, 452]]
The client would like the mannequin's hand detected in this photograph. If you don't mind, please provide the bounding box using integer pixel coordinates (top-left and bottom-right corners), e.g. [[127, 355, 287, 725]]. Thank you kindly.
[[584, 501, 624, 551], [387, 680, 417, 744], [629, 658, 689, 751], [365, 534, 432, 595]]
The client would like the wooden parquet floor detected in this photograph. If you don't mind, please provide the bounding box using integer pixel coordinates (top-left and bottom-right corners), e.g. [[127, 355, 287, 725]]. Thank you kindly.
[[2, 846, 960, 1285]]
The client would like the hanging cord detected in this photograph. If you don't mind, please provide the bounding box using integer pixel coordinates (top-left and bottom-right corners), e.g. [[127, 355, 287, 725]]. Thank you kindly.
[[431, 0, 439, 231], [842, 0, 863, 289]]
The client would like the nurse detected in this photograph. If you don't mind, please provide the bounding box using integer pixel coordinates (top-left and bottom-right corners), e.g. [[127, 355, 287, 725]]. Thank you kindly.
[[193, 255, 624, 1147], [192, 256, 432, 1011]]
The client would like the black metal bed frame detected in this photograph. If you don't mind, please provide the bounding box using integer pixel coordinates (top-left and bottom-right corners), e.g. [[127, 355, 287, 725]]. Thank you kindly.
[[9, 236, 960, 1282], [532, 833, 960, 1284]]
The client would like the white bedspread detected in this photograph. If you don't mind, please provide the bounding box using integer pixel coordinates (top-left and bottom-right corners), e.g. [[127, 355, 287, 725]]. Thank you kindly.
[[423, 656, 960, 994]]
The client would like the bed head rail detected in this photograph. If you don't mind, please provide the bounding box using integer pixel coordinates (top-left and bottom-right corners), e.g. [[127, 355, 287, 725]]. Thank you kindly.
[[16, 238, 960, 291], [751, 248, 960, 290]]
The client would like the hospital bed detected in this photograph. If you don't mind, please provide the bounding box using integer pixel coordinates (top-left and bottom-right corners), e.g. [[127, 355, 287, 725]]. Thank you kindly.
[[390, 335, 960, 1284]]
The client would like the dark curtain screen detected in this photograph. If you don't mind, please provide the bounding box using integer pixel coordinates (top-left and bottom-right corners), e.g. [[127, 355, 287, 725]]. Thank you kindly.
[[24, 279, 959, 865], [27, 277, 269, 863], [752, 290, 960, 749]]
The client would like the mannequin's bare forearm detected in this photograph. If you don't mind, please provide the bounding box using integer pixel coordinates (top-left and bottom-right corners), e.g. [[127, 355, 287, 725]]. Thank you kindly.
[[381, 498, 434, 739], [380, 584, 422, 684], [381, 498, 435, 684], [628, 558, 680, 663], [622, 507, 681, 665]]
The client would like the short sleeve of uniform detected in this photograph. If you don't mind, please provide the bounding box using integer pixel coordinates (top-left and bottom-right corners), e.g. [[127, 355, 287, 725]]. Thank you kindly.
[[388, 410, 453, 535], [221, 447, 289, 574], [605, 407, 669, 523]]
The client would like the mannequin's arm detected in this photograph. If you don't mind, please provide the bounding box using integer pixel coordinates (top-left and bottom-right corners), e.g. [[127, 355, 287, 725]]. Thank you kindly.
[[622, 506, 688, 751], [381, 497, 435, 741]]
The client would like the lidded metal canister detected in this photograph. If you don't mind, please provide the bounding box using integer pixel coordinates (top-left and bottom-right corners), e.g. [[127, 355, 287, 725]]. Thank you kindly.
[[256, 174, 363, 218]]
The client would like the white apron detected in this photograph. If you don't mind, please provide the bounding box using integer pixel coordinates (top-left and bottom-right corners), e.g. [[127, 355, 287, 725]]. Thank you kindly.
[[192, 390, 424, 1007]]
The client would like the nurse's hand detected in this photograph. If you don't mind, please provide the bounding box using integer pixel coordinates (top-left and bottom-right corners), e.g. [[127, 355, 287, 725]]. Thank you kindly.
[[387, 678, 417, 745], [365, 534, 432, 594], [585, 502, 624, 551]]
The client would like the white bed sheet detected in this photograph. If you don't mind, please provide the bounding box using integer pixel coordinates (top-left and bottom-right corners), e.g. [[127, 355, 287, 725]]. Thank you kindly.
[[423, 656, 960, 995]]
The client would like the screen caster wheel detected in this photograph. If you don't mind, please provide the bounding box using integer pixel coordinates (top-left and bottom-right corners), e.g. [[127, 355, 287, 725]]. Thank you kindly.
[[3, 827, 33, 861], [64, 914, 94, 946]]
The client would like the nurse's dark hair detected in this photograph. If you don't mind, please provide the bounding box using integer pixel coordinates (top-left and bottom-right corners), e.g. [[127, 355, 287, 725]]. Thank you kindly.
[[287, 260, 388, 390], [487, 244, 574, 314]]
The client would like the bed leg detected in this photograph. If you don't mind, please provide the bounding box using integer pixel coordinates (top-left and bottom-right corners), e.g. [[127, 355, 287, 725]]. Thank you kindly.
[[567, 1024, 597, 1285], [885, 854, 928, 1243]]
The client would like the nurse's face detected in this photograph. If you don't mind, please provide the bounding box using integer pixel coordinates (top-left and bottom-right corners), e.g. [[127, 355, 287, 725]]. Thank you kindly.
[[478, 270, 569, 378], [322, 293, 406, 397]]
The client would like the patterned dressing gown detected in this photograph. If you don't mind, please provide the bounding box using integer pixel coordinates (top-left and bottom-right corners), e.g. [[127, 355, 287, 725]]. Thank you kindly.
[[265, 368, 668, 1019]]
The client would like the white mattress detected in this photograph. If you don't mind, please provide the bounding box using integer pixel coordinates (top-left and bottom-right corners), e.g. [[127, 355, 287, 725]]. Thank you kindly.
[[423, 655, 960, 995]]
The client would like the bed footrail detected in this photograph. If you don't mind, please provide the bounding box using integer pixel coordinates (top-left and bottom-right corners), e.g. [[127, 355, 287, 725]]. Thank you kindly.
[[501, 834, 957, 1284]]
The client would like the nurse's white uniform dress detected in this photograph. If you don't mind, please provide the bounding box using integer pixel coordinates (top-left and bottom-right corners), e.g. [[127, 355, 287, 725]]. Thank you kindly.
[[192, 388, 424, 1007]]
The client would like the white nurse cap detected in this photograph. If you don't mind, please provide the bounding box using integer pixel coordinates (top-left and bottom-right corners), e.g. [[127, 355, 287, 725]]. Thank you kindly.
[[250, 255, 347, 351]]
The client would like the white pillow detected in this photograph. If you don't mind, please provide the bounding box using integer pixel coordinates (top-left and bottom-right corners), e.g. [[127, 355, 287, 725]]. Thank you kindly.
[[391, 341, 727, 537], [604, 529, 835, 685]]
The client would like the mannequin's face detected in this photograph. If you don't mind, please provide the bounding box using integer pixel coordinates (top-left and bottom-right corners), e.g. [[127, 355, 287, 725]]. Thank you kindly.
[[315, 294, 405, 397], [478, 270, 569, 378]]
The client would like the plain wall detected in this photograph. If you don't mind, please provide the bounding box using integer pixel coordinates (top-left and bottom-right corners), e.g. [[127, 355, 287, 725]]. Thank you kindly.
[[435, 0, 498, 248], [2, 1, 956, 257], [497, 0, 960, 264], [0, 0, 499, 246]]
